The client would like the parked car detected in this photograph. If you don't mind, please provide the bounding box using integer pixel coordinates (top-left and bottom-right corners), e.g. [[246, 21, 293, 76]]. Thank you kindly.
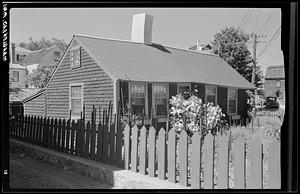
[[264, 96, 280, 109]]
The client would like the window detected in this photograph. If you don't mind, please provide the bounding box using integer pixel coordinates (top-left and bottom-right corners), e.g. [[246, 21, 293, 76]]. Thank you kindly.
[[228, 88, 237, 114], [153, 84, 168, 117], [16, 54, 20, 62], [130, 83, 146, 116], [70, 84, 83, 120], [54, 51, 61, 62], [275, 80, 281, 88], [177, 83, 191, 94], [70, 46, 80, 68], [12, 71, 19, 82], [205, 85, 217, 105]]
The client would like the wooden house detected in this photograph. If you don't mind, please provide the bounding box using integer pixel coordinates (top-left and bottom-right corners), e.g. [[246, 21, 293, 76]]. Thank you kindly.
[[23, 13, 254, 126]]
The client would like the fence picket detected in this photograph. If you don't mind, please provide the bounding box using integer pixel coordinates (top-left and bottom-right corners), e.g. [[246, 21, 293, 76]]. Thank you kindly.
[[216, 135, 229, 189], [23, 116, 28, 141], [248, 137, 263, 189], [233, 136, 245, 189], [61, 119, 66, 152], [38, 117, 42, 145], [85, 121, 91, 158], [203, 132, 214, 189], [102, 110, 109, 162], [191, 132, 201, 189], [53, 118, 58, 150], [90, 108, 96, 159], [115, 103, 123, 166], [168, 129, 176, 183], [58, 119, 62, 150], [44, 118, 49, 147], [96, 122, 103, 161], [158, 128, 166, 180], [124, 125, 131, 170], [66, 120, 70, 153], [179, 130, 188, 186], [109, 118, 116, 164], [70, 120, 76, 154], [139, 126, 147, 175], [49, 118, 54, 149], [268, 140, 281, 189], [131, 125, 139, 172], [148, 126, 156, 177]]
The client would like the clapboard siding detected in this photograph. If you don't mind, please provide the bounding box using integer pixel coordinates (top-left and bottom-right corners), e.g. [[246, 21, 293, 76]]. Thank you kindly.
[[46, 45, 114, 123], [24, 92, 45, 116]]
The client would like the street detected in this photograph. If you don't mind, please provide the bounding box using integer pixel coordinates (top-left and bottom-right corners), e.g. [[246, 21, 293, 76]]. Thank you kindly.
[[9, 153, 113, 189]]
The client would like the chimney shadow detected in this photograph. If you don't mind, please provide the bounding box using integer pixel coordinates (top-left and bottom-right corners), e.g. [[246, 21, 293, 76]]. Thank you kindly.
[[148, 43, 171, 53]]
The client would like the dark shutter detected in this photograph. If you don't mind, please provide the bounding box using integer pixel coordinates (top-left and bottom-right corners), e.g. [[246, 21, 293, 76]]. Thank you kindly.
[[217, 87, 228, 116], [237, 89, 249, 119], [148, 83, 152, 116], [169, 83, 177, 99], [191, 83, 205, 101], [119, 81, 129, 112]]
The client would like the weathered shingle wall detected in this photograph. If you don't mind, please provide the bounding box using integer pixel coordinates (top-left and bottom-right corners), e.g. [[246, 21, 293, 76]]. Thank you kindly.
[[24, 93, 46, 116], [46, 46, 114, 123]]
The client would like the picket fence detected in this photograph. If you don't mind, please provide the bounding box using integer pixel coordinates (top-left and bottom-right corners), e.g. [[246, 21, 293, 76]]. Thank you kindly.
[[123, 125, 281, 189], [9, 105, 124, 166], [9, 106, 281, 189]]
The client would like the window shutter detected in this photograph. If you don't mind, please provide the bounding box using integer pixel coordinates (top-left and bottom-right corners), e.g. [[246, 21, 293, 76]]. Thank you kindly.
[[217, 87, 228, 116], [148, 83, 152, 116]]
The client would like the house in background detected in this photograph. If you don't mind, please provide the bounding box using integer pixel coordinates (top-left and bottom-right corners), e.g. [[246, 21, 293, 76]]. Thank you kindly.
[[9, 63, 28, 88], [264, 65, 285, 109], [23, 13, 254, 127], [10, 43, 33, 63], [188, 40, 213, 54]]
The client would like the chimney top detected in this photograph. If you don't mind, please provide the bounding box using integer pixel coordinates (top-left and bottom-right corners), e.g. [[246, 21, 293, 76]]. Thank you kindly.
[[131, 13, 153, 45]]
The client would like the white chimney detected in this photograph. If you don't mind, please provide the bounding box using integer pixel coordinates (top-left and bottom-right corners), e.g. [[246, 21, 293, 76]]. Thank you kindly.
[[131, 13, 153, 45]]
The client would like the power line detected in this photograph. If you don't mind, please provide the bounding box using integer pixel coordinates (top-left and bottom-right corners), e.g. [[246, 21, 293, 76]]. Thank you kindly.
[[240, 9, 254, 30], [257, 26, 281, 58], [237, 9, 250, 31], [253, 9, 263, 33], [256, 10, 276, 34], [258, 11, 277, 35]]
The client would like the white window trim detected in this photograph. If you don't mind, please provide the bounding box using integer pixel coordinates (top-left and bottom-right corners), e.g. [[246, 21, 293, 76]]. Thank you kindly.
[[177, 83, 191, 94], [128, 82, 148, 118], [227, 87, 238, 115], [70, 45, 81, 69], [69, 83, 84, 120], [205, 85, 217, 105], [152, 83, 169, 118]]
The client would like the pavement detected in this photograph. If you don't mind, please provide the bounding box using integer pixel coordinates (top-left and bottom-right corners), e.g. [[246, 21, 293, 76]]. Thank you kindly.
[[9, 153, 114, 189]]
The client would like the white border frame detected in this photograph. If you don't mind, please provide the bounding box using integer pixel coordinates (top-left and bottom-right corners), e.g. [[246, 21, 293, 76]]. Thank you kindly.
[[227, 87, 238, 115], [69, 83, 84, 120]]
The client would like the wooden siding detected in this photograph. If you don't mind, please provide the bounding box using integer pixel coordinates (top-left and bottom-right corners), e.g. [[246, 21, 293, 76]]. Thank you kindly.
[[24, 92, 45, 116], [46, 45, 114, 123]]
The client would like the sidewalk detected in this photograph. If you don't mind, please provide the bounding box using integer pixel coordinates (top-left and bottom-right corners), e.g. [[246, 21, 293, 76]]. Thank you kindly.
[[9, 153, 114, 189]]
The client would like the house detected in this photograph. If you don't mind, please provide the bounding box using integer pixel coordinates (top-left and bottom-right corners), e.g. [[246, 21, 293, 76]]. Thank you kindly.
[[9, 63, 28, 88], [23, 13, 254, 127], [188, 41, 213, 54], [10, 43, 33, 63], [264, 65, 285, 109]]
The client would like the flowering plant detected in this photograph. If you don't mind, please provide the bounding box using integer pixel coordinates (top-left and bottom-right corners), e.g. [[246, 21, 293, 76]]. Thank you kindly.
[[169, 92, 226, 136]]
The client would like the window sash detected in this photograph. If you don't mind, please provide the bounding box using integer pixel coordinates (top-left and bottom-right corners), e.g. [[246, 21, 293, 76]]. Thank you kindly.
[[70, 85, 83, 119], [275, 80, 281, 88], [130, 83, 146, 116], [228, 88, 237, 114], [205, 86, 217, 104], [70, 47, 80, 67], [153, 84, 168, 117], [178, 83, 191, 94]]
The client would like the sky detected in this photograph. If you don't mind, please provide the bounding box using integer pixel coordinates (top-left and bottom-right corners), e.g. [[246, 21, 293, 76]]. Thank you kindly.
[[10, 8, 284, 75]]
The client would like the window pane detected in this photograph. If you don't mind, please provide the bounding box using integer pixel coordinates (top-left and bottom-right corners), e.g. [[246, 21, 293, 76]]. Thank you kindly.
[[71, 99, 82, 116], [206, 86, 216, 95], [275, 81, 281, 88], [229, 100, 237, 114], [131, 98, 145, 105], [228, 89, 236, 99], [155, 98, 167, 116], [132, 105, 145, 116], [130, 84, 145, 97], [153, 84, 167, 97], [71, 86, 82, 97], [71, 49, 80, 66], [207, 95, 216, 104]]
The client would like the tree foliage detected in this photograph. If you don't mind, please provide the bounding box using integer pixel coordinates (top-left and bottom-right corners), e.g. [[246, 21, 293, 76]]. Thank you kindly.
[[19, 37, 68, 52], [211, 27, 263, 88], [26, 64, 55, 88]]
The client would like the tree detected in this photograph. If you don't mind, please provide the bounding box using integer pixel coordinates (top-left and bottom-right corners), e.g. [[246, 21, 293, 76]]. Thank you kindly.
[[211, 27, 263, 87], [26, 64, 55, 88], [19, 37, 68, 52]]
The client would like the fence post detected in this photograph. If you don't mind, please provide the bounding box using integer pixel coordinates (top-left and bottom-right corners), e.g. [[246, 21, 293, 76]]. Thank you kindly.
[[168, 129, 177, 183], [96, 118, 103, 162], [191, 131, 201, 189], [102, 109, 109, 163], [70, 120, 76, 155], [109, 113, 116, 164], [61, 119, 66, 152], [85, 121, 91, 158], [216, 134, 229, 189], [66, 119, 71, 153], [115, 102, 123, 167], [90, 106, 96, 160], [158, 128, 166, 180], [139, 126, 147, 175]]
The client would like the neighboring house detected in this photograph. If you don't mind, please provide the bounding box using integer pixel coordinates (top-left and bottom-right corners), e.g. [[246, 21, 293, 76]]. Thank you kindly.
[[264, 65, 285, 108], [188, 41, 213, 54], [10, 43, 33, 63], [23, 13, 254, 127], [9, 63, 28, 88]]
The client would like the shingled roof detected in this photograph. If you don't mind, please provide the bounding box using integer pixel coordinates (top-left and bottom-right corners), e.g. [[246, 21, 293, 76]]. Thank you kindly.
[[73, 34, 254, 89], [265, 65, 285, 79], [19, 46, 58, 66]]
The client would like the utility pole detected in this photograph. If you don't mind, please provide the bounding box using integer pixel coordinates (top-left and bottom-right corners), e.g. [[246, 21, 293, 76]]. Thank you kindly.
[[251, 34, 257, 85]]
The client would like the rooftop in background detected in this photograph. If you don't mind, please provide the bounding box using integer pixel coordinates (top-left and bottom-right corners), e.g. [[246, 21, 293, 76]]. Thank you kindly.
[[265, 65, 285, 79], [19, 46, 61, 66], [74, 34, 254, 89], [14, 46, 33, 54], [10, 63, 26, 70], [9, 88, 41, 102]]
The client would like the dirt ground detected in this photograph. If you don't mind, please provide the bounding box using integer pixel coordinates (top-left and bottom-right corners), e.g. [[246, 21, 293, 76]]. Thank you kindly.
[[8, 153, 114, 189]]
